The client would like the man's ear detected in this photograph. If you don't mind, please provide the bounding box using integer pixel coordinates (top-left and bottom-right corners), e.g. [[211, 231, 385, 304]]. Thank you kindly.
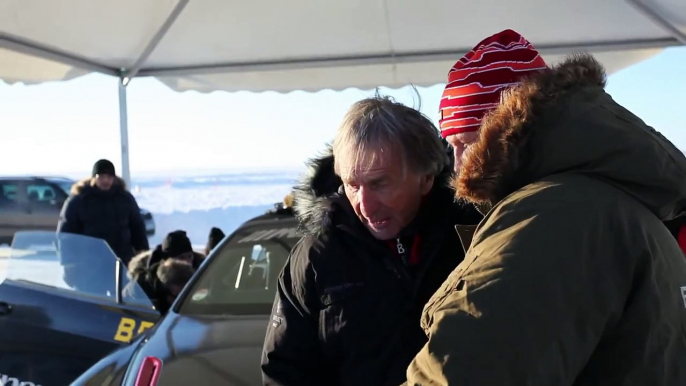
[[420, 174, 435, 196]]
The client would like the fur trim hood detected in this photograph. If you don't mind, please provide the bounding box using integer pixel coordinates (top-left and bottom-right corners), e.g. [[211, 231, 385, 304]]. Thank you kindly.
[[71, 176, 127, 196], [455, 53, 686, 221], [127, 247, 205, 279], [293, 144, 478, 236], [128, 249, 156, 279], [292, 144, 343, 236]]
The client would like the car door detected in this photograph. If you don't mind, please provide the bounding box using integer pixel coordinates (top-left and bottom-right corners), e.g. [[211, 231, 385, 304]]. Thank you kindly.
[[0, 180, 29, 244], [0, 231, 160, 386], [21, 181, 68, 231]]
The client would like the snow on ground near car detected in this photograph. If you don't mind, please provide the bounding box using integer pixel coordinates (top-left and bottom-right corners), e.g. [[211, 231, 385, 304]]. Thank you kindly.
[[132, 170, 300, 212]]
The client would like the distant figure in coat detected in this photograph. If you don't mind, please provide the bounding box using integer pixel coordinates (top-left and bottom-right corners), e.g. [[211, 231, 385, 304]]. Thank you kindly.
[[126, 230, 204, 313], [204, 227, 225, 256], [57, 159, 149, 264]]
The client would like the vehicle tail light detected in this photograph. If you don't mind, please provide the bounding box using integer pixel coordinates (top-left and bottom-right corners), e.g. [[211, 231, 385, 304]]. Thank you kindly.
[[134, 356, 163, 386]]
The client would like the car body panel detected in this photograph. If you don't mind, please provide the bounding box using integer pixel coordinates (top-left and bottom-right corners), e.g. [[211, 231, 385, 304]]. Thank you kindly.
[[0, 204, 27, 242], [124, 313, 270, 386], [75, 333, 149, 386], [0, 281, 159, 386]]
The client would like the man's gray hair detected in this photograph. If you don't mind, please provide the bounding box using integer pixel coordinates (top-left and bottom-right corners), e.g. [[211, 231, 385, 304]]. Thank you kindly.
[[333, 96, 447, 178]]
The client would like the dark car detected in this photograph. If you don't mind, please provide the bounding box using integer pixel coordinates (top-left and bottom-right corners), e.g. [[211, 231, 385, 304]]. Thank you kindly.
[[0, 231, 160, 386], [0, 176, 156, 246]]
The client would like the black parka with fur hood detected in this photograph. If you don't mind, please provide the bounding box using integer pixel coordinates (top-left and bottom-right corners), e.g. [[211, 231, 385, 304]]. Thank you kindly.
[[260, 147, 482, 386], [57, 176, 149, 263]]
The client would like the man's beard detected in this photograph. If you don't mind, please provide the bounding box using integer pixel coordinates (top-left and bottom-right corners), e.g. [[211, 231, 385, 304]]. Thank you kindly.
[[450, 172, 492, 215]]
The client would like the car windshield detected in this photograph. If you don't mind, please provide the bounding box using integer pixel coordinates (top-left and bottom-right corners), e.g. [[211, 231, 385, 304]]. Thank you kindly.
[[179, 221, 301, 316], [0, 231, 154, 309]]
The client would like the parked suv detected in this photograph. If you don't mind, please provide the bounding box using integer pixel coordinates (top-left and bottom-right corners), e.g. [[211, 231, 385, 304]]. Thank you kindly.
[[0, 176, 156, 245]]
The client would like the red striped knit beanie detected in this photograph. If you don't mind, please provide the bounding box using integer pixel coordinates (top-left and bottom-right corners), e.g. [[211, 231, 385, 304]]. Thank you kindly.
[[438, 29, 548, 138]]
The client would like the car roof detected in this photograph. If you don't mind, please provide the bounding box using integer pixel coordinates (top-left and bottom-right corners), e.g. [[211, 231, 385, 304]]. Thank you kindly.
[[243, 205, 297, 225], [209, 204, 299, 253], [0, 176, 73, 182], [0, 176, 32, 181]]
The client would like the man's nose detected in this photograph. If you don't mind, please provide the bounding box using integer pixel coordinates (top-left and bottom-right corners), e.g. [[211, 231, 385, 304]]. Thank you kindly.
[[453, 146, 464, 171], [358, 187, 379, 217]]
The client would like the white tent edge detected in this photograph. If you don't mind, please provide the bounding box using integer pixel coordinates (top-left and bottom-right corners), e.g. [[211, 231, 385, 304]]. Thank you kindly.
[[1, 0, 684, 187]]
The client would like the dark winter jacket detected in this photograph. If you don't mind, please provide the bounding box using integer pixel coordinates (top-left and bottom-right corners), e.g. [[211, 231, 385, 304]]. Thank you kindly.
[[57, 177, 149, 263], [124, 247, 205, 312], [406, 54, 686, 385], [260, 147, 482, 386]]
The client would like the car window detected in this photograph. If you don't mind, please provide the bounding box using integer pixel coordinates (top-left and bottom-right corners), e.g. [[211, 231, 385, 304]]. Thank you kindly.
[[51, 180, 75, 196], [2, 231, 154, 309], [25, 183, 61, 204], [179, 222, 301, 316], [0, 182, 19, 205]]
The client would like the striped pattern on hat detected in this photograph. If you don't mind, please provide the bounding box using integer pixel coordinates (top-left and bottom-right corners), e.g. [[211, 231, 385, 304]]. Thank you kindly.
[[439, 29, 547, 138]]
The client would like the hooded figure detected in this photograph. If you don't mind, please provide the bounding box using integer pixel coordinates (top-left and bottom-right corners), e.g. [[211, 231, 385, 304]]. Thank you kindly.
[[204, 227, 226, 256], [126, 230, 204, 312], [405, 30, 686, 385], [57, 159, 149, 264]]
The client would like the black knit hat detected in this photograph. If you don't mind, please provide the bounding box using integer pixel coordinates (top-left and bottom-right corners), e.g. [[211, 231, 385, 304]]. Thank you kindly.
[[92, 159, 116, 177], [161, 230, 193, 257], [206, 227, 225, 252]]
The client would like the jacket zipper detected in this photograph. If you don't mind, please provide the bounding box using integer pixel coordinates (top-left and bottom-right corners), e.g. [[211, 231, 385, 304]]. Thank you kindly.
[[337, 224, 412, 286], [395, 238, 409, 267]]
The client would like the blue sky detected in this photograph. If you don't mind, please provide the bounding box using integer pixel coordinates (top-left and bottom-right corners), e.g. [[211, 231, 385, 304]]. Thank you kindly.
[[1, 47, 684, 177]]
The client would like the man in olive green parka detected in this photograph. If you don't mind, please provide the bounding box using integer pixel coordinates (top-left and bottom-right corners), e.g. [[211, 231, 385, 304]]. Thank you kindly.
[[406, 30, 686, 385]]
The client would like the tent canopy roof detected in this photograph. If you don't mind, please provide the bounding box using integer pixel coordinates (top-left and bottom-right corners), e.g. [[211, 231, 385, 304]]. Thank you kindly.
[[0, 0, 684, 93]]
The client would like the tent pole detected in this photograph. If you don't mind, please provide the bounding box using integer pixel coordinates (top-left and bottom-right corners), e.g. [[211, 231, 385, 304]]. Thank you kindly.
[[118, 80, 132, 189]]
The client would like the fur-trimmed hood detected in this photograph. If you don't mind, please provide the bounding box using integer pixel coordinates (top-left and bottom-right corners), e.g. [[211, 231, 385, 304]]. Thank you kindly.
[[293, 144, 479, 236], [455, 53, 686, 221], [292, 144, 343, 236], [127, 247, 205, 279], [71, 176, 127, 196], [128, 249, 156, 279]]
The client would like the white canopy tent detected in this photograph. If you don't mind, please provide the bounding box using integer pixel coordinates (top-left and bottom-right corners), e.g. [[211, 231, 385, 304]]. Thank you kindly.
[[1, 0, 684, 186]]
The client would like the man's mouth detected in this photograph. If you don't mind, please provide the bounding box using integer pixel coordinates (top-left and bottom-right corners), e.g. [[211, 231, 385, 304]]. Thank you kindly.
[[368, 219, 390, 229]]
